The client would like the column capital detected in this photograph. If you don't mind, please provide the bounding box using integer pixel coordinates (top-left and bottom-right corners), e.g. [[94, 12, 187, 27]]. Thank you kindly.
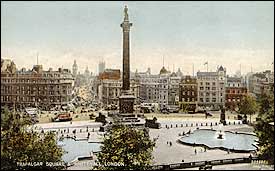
[[121, 21, 132, 32]]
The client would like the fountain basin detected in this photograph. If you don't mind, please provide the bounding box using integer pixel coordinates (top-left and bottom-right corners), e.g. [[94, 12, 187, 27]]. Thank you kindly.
[[178, 129, 258, 152], [58, 138, 101, 163]]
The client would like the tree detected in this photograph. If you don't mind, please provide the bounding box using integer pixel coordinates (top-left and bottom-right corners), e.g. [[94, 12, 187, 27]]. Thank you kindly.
[[238, 95, 258, 123], [258, 93, 274, 116], [1, 107, 65, 170], [254, 93, 274, 164], [95, 123, 156, 170]]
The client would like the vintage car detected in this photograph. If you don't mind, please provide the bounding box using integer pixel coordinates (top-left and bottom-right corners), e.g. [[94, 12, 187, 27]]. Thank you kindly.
[[52, 113, 72, 122]]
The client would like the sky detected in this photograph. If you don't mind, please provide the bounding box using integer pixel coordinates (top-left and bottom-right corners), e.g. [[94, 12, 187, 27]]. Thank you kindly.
[[1, 1, 274, 76]]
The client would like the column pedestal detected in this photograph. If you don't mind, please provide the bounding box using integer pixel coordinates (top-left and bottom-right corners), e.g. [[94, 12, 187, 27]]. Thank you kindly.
[[119, 90, 135, 115]]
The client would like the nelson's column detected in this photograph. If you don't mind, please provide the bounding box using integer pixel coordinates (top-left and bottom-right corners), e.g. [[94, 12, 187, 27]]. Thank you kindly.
[[119, 5, 135, 115]]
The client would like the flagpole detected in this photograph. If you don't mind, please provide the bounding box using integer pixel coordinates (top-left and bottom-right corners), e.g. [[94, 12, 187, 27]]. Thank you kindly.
[[192, 63, 194, 77]]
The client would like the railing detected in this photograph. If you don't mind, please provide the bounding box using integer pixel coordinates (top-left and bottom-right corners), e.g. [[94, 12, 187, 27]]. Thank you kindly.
[[151, 157, 259, 170], [163, 120, 243, 129]]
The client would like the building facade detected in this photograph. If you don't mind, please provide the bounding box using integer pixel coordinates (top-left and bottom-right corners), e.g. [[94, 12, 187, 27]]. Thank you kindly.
[[249, 70, 274, 98], [225, 76, 247, 111], [137, 73, 160, 104], [179, 75, 198, 112], [197, 66, 226, 110], [168, 73, 181, 106], [98, 69, 120, 80], [1, 59, 74, 110], [98, 79, 140, 107]]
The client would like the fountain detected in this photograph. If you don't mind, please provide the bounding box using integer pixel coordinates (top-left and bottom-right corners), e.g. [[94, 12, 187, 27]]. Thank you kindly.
[[178, 128, 258, 152], [58, 138, 101, 163], [216, 124, 225, 139]]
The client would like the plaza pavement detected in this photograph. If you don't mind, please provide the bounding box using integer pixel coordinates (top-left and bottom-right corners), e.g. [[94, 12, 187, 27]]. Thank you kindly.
[[149, 122, 254, 165], [182, 163, 274, 170], [33, 120, 102, 130], [33, 117, 258, 170]]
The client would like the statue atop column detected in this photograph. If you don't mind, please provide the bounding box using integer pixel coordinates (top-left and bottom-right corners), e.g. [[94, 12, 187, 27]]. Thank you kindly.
[[119, 5, 135, 114], [124, 5, 129, 21]]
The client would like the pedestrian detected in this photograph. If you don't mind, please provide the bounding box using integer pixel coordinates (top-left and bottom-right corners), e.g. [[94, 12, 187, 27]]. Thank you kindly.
[[86, 126, 89, 132], [204, 147, 207, 152], [227, 149, 230, 154], [87, 132, 90, 139], [195, 149, 197, 155], [182, 159, 185, 163], [170, 141, 172, 146]]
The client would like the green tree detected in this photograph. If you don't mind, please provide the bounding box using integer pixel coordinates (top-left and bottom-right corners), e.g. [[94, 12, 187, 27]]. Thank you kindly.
[[238, 95, 258, 123], [254, 93, 274, 164], [95, 123, 156, 170], [258, 93, 274, 116], [1, 107, 65, 170]]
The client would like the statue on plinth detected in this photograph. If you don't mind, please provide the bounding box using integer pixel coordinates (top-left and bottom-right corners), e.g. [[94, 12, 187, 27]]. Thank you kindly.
[[220, 106, 226, 125]]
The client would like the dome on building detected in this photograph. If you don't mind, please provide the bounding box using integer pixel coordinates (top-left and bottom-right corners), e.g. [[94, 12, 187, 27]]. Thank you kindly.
[[159, 66, 168, 75], [218, 66, 225, 71], [170, 72, 177, 77]]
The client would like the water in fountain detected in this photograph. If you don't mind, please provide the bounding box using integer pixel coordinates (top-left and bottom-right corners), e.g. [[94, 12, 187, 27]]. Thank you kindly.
[[216, 123, 225, 139]]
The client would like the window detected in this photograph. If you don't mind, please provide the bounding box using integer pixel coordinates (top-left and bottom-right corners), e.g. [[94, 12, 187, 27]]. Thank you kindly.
[[200, 98, 203, 102], [206, 82, 210, 85], [212, 82, 216, 86], [200, 87, 204, 90], [206, 98, 209, 102], [212, 87, 216, 90], [212, 98, 216, 102], [212, 92, 216, 96], [221, 93, 223, 96], [206, 92, 210, 96], [200, 92, 204, 96]]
